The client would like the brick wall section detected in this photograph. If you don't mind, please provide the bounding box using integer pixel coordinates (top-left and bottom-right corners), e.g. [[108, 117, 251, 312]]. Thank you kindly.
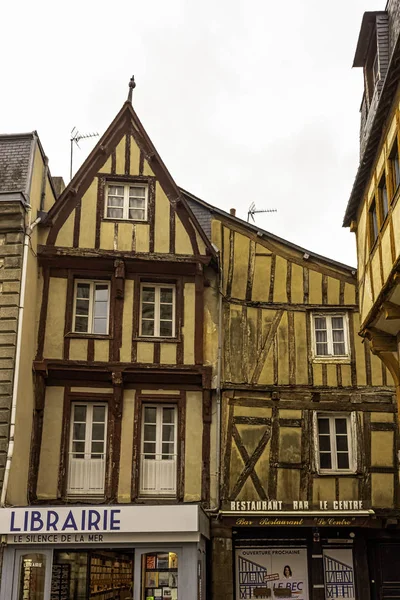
[[0, 202, 25, 488]]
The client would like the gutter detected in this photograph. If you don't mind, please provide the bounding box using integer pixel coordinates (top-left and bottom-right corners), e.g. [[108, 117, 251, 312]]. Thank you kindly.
[[0, 214, 41, 507]]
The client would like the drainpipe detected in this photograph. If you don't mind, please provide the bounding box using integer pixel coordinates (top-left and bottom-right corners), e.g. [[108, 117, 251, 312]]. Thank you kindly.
[[0, 214, 41, 506]]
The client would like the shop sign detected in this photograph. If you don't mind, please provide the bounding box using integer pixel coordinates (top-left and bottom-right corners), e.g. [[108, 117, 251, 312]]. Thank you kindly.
[[228, 500, 365, 512], [0, 505, 202, 536], [236, 547, 309, 600]]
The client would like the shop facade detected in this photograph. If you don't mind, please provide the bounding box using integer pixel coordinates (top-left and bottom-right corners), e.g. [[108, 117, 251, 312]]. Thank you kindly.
[[0, 505, 209, 600], [213, 504, 400, 600]]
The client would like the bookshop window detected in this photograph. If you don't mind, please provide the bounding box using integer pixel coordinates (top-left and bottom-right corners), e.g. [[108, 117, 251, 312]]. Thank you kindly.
[[142, 552, 178, 600]]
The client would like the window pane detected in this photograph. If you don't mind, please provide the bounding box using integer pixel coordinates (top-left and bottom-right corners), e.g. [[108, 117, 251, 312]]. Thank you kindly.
[[92, 423, 105, 440], [163, 408, 175, 424], [129, 186, 146, 197], [382, 185, 388, 219], [76, 299, 90, 316], [333, 342, 346, 355], [129, 209, 146, 220], [314, 317, 326, 330], [77, 283, 90, 299], [72, 441, 85, 457], [144, 407, 157, 423], [74, 405, 87, 421], [160, 288, 173, 303], [335, 419, 347, 435], [94, 301, 108, 318], [319, 436, 331, 452], [162, 442, 174, 457], [95, 285, 109, 302], [316, 342, 328, 356], [91, 441, 104, 455], [108, 185, 124, 196], [337, 453, 349, 469], [142, 320, 155, 336], [318, 418, 330, 434], [332, 330, 344, 342], [144, 442, 156, 456], [336, 436, 348, 452], [93, 318, 107, 335], [160, 321, 173, 337], [162, 424, 174, 443], [129, 197, 145, 208], [73, 423, 86, 440], [144, 424, 156, 442], [320, 453, 332, 469], [107, 196, 124, 207], [160, 304, 173, 320], [331, 316, 343, 330], [142, 288, 155, 303], [142, 304, 155, 319], [93, 406, 106, 422], [107, 207, 123, 218]]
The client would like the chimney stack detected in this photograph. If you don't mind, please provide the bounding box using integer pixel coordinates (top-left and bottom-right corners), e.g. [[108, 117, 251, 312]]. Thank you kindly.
[[230, 208, 236, 216]]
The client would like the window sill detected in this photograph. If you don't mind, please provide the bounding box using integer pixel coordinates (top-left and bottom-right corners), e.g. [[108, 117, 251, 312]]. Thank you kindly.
[[66, 333, 112, 340], [312, 357, 351, 364], [103, 217, 149, 224], [134, 336, 180, 344], [317, 470, 357, 476]]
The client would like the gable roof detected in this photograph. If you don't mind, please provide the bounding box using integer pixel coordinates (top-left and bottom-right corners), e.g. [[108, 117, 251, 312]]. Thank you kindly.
[[182, 188, 357, 275], [45, 101, 215, 257]]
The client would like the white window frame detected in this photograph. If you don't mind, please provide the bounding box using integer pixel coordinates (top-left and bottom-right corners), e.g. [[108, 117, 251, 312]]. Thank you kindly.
[[140, 403, 178, 496], [311, 313, 350, 362], [104, 182, 148, 221], [67, 402, 108, 496], [313, 412, 357, 475], [139, 283, 176, 338], [72, 280, 111, 335]]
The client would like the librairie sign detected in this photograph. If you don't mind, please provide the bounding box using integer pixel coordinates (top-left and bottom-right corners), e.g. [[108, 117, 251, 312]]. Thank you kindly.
[[0, 505, 202, 544]]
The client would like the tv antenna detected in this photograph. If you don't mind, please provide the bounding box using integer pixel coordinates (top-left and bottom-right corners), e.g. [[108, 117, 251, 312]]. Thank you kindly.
[[247, 202, 277, 222], [70, 128, 99, 180]]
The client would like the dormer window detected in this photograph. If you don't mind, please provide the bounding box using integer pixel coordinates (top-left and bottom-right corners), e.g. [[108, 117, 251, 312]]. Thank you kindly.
[[105, 183, 148, 221]]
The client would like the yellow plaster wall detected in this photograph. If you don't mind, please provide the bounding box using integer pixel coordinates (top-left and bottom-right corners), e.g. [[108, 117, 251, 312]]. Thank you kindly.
[[160, 343, 177, 364], [36, 387, 64, 499], [308, 270, 322, 304], [313, 478, 336, 504], [115, 137, 126, 174], [56, 211, 74, 248], [118, 389, 135, 502], [371, 431, 394, 467], [231, 233, 249, 299], [79, 180, 98, 248], [129, 135, 140, 174], [371, 473, 394, 507], [120, 279, 134, 363], [277, 469, 300, 500], [95, 340, 109, 362], [69, 339, 88, 361], [175, 215, 192, 254], [279, 428, 301, 463], [183, 282, 195, 364], [154, 183, 170, 254], [273, 256, 287, 303], [184, 391, 202, 501], [135, 224, 150, 253], [252, 255, 272, 302], [43, 278, 67, 358], [117, 223, 134, 252], [137, 342, 154, 363], [100, 221, 114, 250]]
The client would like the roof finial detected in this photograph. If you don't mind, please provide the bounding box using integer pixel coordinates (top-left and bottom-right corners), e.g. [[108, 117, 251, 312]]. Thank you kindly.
[[128, 75, 136, 103]]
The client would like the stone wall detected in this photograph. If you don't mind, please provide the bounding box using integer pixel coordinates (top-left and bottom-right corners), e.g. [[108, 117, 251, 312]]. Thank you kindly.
[[0, 201, 25, 488]]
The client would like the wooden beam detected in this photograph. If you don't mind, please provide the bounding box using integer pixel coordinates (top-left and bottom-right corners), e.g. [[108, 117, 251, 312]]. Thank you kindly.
[[382, 301, 400, 320]]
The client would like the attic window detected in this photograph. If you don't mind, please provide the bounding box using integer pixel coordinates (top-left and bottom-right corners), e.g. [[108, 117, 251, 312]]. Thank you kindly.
[[105, 183, 148, 221]]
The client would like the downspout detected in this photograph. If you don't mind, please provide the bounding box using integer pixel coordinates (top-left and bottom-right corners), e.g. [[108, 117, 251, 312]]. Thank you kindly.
[[0, 214, 41, 506]]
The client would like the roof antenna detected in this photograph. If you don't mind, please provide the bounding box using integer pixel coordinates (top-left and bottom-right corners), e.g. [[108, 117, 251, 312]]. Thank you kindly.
[[128, 75, 136, 103], [70, 128, 99, 180], [247, 202, 277, 222]]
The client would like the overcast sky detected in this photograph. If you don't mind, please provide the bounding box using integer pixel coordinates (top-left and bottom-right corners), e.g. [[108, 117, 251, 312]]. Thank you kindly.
[[1, 0, 384, 266]]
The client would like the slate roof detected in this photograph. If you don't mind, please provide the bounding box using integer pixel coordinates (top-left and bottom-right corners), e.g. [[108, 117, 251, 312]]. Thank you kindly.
[[0, 133, 34, 194]]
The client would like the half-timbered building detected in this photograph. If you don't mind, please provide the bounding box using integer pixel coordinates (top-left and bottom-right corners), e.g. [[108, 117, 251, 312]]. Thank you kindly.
[[0, 86, 216, 600], [184, 191, 397, 600]]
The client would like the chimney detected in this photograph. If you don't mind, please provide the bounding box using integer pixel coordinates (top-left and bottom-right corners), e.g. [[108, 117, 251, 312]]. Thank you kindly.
[[230, 208, 236, 216], [52, 176, 66, 198]]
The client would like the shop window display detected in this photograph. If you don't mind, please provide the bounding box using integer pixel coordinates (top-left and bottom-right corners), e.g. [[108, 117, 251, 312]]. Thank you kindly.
[[51, 550, 134, 600], [18, 553, 47, 600], [142, 552, 178, 600]]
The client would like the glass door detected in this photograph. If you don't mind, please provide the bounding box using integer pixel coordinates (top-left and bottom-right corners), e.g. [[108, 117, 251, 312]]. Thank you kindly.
[[12, 550, 53, 600]]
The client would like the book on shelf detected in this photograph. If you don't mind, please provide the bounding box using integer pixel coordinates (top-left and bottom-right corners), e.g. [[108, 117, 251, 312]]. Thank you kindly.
[[146, 555, 157, 569], [168, 553, 178, 569], [169, 572, 178, 587], [158, 572, 169, 587], [157, 554, 169, 569], [145, 572, 158, 588]]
